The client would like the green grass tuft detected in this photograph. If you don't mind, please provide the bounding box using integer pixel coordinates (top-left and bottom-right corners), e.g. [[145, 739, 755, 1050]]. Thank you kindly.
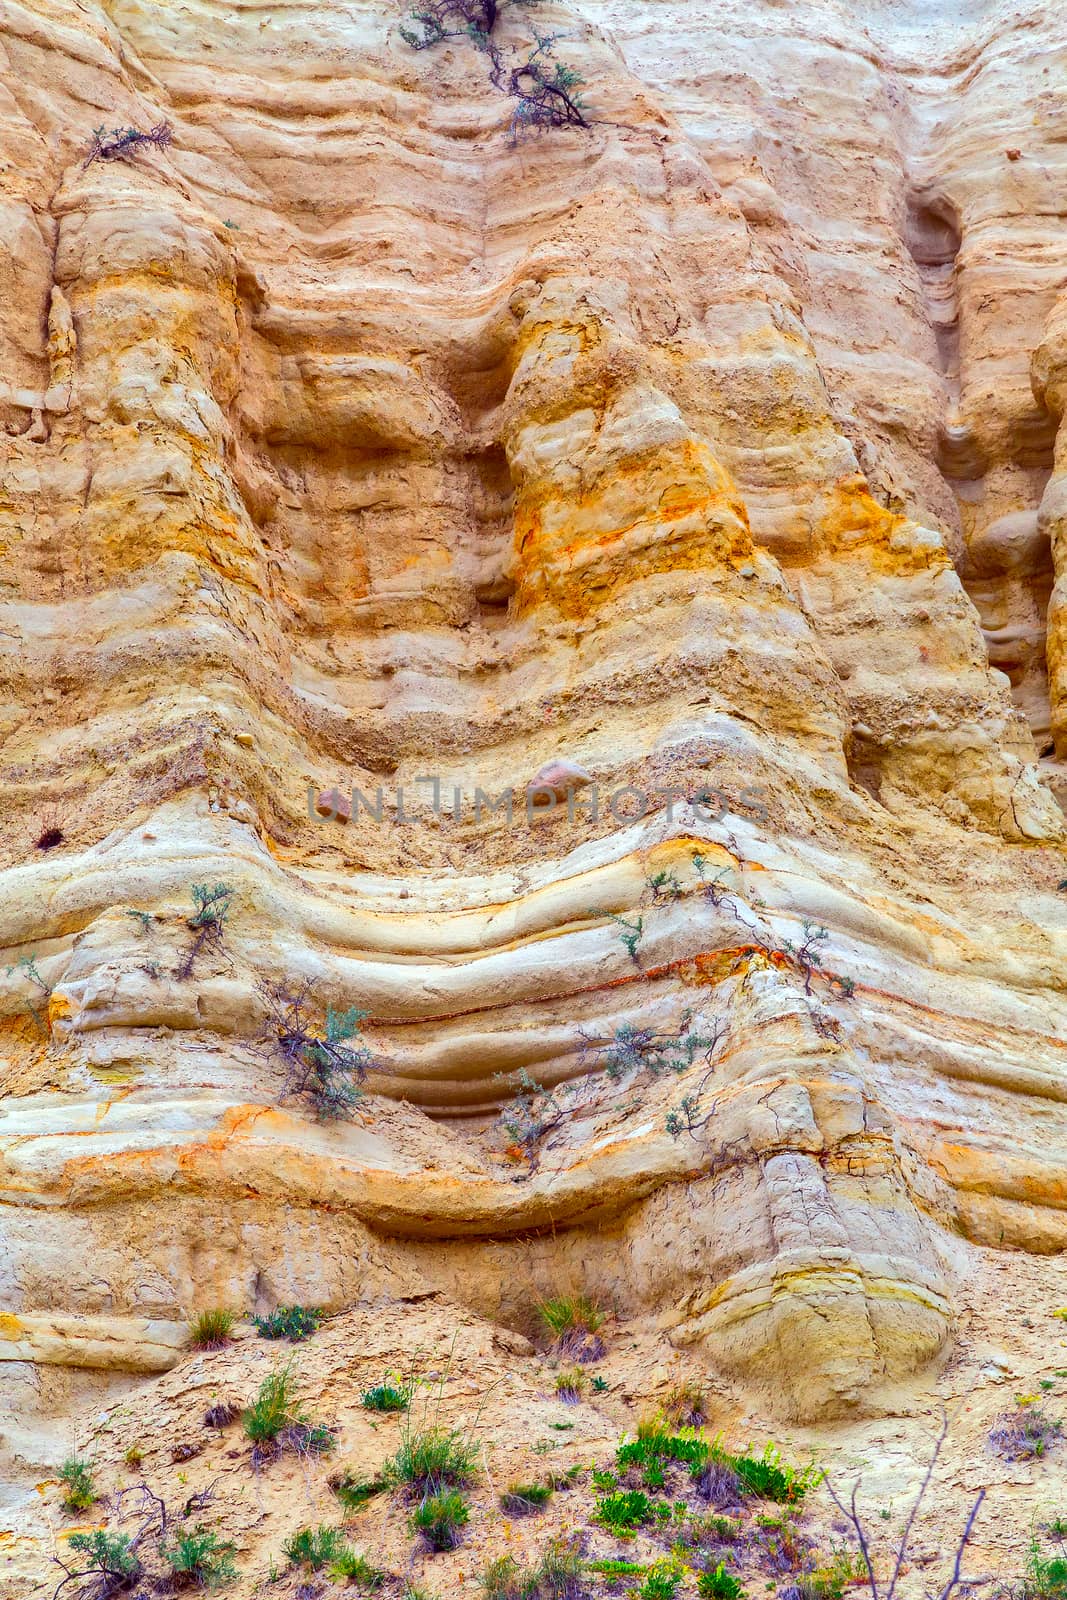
[[481, 1542, 583, 1597], [698, 1564, 745, 1600], [382, 1424, 479, 1496], [596, 1488, 654, 1534], [283, 1525, 348, 1570], [537, 1294, 604, 1340], [554, 1367, 587, 1403], [361, 1379, 413, 1413], [243, 1364, 302, 1444], [409, 1490, 469, 1551], [189, 1308, 236, 1349], [161, 1526, 238, 1589], [499, 1481, 553, 1516], [331, 1469, 390, 1511], [240, 1362, 333, 1456], [330, 1547, 386, 1587]]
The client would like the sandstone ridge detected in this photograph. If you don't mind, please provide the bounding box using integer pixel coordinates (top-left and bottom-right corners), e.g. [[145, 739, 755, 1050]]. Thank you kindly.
[[1, 1, 1066, 1584]]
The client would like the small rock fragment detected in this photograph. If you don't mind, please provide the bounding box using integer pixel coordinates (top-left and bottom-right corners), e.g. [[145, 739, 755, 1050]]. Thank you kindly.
[[315, 787, 352, 822], [526, 760, 593, 806]]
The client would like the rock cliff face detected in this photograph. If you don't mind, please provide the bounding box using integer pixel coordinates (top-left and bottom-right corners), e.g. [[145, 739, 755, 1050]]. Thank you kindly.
[[1, 0, 1067, 1571]]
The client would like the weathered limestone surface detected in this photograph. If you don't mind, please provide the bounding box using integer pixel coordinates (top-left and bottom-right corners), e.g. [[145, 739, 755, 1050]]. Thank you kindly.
[[1, 0, 1066, 1531]]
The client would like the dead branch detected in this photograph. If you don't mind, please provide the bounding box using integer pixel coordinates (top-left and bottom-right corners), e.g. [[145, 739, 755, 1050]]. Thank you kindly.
[[84, 122, 172, 167]]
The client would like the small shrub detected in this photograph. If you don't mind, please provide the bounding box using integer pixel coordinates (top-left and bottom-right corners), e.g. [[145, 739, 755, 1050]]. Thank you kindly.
[[282, 1419, 336, 1458], [399, 1, 589, 144], [740, 1443, 813, 1501], [161, 1526, 239, 1588], [990, 1401, 1063, 1461], [260, 978, 370, 1119], [500, 1481, 553, 1515], [618, 1429, 710, 1475], [331, 1469, 390, 1511], [1027, 1536, 1067, 1599], [204, 1400, 241, 1429], [252, 1304, 323, 1342], [699, 1565, 745, 1600], [66, 1530, 140, 1585], [330, 1547, 386, 1587], [592, 1375, 609, 1393], [58, 1457, 96, 1511], [123, 1444, 144, 1469], [596, 1488, 653, 1534], [410, 1489, 469, 1551], [243, 1365, 299, 1443], [242, 1363, 333, 1458], [481, 1555, 526, 1600], [177, 882, 234, 978], [662, 1379, 707, 1428], [190, 882, 234, 928], [84, 121, 172, 165], [579, 1018, 718, 1086], [6, 953, 52, 1036], [284, 1525, 348, 1570], [533, 1540, 584, 1598], [383, 1424, 480, 1495], [537, 1295, 605, 1359], [361, 1379, 413, 1413], [641, 1570, 680, 1599], [190, 1309, 236, 1349], [647, 870, 683, 904], [608, 913, 644, 961], [498, 1066, 569, 1163], [555, 1367, 587, 1404]]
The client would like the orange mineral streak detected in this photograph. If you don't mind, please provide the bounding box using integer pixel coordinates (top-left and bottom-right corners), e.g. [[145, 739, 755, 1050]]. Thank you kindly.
[[46, 991, 72, 1027], [816, 475, 951, 573], [928, 1139, 1067, 1208], [512, 439, 754, 616]]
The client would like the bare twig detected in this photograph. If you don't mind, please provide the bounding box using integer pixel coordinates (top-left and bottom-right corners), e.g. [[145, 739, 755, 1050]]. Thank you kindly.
[[822, 1410, 985, 1600], [822, 1475, 880, 1599], [886, 1410, 950, 1599], [937, 1490, 986, 1600]]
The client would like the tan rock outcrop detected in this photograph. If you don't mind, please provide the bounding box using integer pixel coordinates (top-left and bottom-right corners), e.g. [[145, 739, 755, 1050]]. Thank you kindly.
[[0, 3, 1066, 1577]]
